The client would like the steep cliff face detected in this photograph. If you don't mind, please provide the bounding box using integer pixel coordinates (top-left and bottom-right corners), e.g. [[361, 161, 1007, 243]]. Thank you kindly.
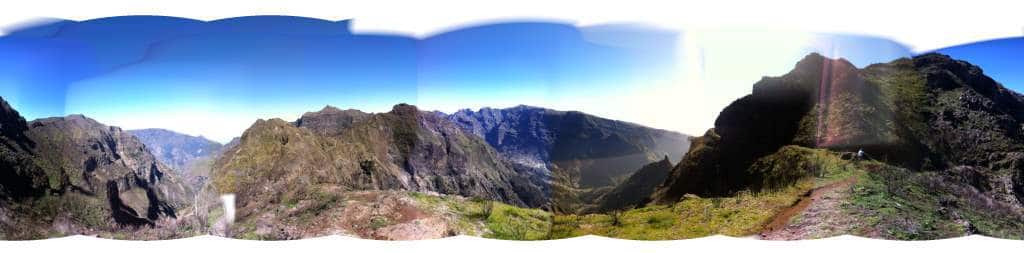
[[0, 97, 44, 201], [652, 53, 1024, 210], [0, 97, 191, 239], [449, 105, 690, 213], [211, 103, 547, 234]]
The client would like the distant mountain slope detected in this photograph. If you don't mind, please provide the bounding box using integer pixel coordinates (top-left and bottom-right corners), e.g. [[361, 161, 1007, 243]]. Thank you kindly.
[[210, 104, 547, 238], [592, 157, 673, 212], [129, 129, 223, 189], [0, 97, 191, 239], [448, 105, 690, 213], [128, 129, 223, 172]]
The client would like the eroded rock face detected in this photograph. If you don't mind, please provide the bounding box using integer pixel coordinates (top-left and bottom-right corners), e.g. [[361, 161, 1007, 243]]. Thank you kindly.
[[912, 54, 1024, 167], [906, 54, 1024, 206], [28, 115, 190, 221], [0, 97, 191, 239]]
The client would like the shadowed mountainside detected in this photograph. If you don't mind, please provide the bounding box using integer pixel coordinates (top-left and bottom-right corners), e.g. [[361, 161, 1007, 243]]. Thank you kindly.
[[592, 157, 674, 212], [0, 97, 192, 239], [644, 53, 1024, 239], [448, 106, 690, 213]]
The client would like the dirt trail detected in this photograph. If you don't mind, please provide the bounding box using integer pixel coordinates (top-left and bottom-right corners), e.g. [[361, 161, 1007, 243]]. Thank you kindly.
[[760, 177, 857, 240]]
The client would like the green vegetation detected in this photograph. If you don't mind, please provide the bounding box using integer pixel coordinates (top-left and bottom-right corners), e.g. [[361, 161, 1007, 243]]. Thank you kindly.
[[846, 164, 1024, 239], [369, 216, 391, 230], [484, 202, 551, 240], [552, 147, 861, 240], [750, 145, 857, 191], [408, 192, 552, 240], [62, 193, 110, 228], [846, 165, 961, 239], [866, 59, 930, 133], [206, 206, 224, 228]]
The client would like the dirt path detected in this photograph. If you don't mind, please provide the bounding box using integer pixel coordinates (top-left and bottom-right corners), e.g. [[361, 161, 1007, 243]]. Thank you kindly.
[[760, 177, 857, 240]]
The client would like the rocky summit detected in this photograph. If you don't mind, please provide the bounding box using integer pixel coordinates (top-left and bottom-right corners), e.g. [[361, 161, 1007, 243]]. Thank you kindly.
[[0, 97, 192, 239]]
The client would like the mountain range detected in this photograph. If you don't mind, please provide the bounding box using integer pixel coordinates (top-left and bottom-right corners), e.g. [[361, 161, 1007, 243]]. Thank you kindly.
[[448, 105, 690, 213], [204, 103, 689, 238], [4, 52, 1024, 240]]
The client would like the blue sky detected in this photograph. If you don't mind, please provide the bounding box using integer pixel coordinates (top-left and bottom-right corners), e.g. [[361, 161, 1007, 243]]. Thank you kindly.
[[934, 38, 1024, 92], [0, 16, 1014, 143]]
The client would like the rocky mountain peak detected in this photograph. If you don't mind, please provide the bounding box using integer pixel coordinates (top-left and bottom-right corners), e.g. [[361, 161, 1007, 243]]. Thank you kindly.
[[654, 52, 1024, 210], [390, 103, 420, 116], [914, 52, 1024, 121], [295, 106, 371, 135], [319, 105, 342, 112], [793, 52, 856, 71]]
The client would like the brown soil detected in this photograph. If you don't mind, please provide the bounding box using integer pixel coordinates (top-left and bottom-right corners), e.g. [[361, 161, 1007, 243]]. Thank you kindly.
[[238, 190, 465, 240], [760, 177, 857, 240]]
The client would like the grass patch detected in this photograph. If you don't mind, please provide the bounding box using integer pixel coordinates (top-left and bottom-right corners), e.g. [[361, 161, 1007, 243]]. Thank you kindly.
[[369, 216, 391, 230], [553, 186, 812, 239], [484, 202, 551, 240], [552, 147, 860, 240], [846, 165, 1024, 239], [846, 165, 962, 239], [406, 192, 552, 240]]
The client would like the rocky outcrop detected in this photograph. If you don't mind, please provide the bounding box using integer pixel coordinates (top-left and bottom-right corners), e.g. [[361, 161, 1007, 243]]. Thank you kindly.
[[0, 97, 191, 239]]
